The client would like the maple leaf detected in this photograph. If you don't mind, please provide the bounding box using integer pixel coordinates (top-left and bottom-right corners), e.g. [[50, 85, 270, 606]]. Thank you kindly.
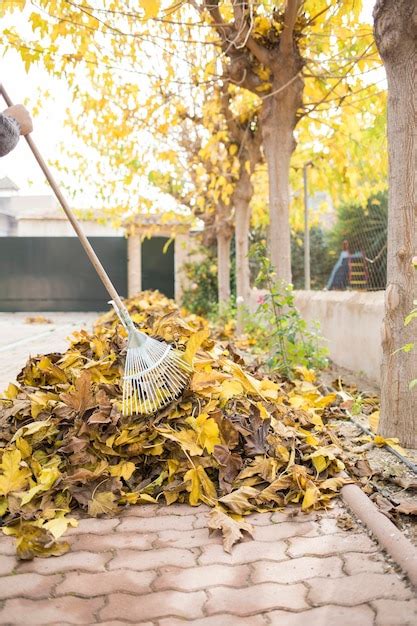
[[208, 507, 254, 553], [0, 449, 31, 496], [3, 522, 70, 560], [185, 412, 221, 454], [43, 515, 78, 540], [60, 371, 96, 417], [219, 379, 244, 401], [213, 445, 242, 493], [183, 328, 210, 364], [109, 461, 136, 481], [88, 491, 118, 517], [218, 486, 259, 515], [302, 482, 321, 511], [184, 466, 217, 506]]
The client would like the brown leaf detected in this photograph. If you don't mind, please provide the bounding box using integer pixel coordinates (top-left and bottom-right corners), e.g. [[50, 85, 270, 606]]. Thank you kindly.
[[60, 371, 96, 417], [395, 499, 417, 515], [393, 476, 417, 490], [88, 389, 112, 424], [218, 486, 259, 515], [213, 445, 243, 494], [208, 507, 253, 553], [353, 459, 374, 478], [212, 412, 240, 449]]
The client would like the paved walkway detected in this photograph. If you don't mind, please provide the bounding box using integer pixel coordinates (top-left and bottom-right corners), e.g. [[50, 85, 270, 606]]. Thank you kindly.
[[0, 313, 416, 625]]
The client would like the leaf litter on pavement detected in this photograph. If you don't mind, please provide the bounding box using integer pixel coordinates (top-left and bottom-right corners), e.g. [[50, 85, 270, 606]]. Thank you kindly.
[[0, 291, 350, 559]]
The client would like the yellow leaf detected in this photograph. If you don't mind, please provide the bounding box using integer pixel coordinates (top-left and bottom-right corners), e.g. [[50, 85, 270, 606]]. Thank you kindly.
[[38, 356, 67, 383], [44, 516, 78, 540], [369, 410, 379, 433], [0, 497, 7, 516], [184, 466, 217, 506], [183, 329, 210, 365], [312, 455, 327, 474], [256, 402, 270, 420], [190, 370, 228, 392], [109, 461, 136, 481], [14, 436, 32, 459], [141, 0, 161, 19], [3, 383, 19, 399], [0, 450, 31, 496], [11, 419, 51, 443], [30, 391, 58, 419], [296, 366, 316, 382], [184, 467, 201, 506], [88, 491, 118, 517], [373, 435, 405, 454], [157, 427, 203, 456], [19, 461, 61, 506], [219, 379, 244, 401], [185, 412, 221, 454], [302, 483, 320, 510], [230, 364, 278, 400]]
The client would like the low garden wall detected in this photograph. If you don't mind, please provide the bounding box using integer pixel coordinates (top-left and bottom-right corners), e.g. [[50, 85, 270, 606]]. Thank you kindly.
[[251, 289, 385, 385]]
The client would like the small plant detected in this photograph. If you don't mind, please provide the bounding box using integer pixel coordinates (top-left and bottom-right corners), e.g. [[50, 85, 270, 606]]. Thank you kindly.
[[181, 246, 219, 316], [248, 243, 328, 377]]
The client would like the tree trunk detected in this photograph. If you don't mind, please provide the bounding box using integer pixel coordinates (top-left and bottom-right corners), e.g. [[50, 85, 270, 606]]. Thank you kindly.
[[217, 232, 231, 307], [261, 69, 303, 284], [235, 197, 251, 332], [262, 120, 293, 283], [374, 0, 417, 447]]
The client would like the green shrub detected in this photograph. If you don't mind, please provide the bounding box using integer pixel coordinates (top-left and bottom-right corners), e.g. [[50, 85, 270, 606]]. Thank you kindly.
[[248, 243, 328, 377]]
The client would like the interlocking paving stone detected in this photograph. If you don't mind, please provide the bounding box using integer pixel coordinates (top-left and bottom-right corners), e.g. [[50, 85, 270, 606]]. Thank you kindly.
[[55, 570, 156, 597], [251, 555, 344, 584], [108, 547, 198, 571], [371, 598, 417, 626], [154, 563, 251, 591], [100, 590, 206, 621], [267, 604, 375, 626], [287, 532, 378, 557], [0, 596, 105, 625], [0, 573, 61, 599], [68, 531, 155, 552], [15, 550, 111, 575], [205, 582, 309, 615], [307, 572, 414, 606]]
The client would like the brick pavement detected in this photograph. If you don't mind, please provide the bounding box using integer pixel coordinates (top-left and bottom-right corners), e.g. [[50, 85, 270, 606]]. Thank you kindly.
[[0, 314, 416, 625]]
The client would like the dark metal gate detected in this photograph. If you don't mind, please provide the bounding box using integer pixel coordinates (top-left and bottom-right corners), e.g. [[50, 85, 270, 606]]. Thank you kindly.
[[0, 236, 175, 311]]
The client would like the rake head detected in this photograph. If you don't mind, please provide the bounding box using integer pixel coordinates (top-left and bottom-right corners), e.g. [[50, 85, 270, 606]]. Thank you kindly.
[[122, 329, 191, 416]]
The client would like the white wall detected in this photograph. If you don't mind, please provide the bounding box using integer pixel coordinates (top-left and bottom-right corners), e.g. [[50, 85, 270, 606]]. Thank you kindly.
[[15, 218, 123, 237], [251, 289, 385, 384]]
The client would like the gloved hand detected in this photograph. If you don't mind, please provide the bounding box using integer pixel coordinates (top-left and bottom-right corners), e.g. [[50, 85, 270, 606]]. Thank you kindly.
[[2, 104, 33, 135]]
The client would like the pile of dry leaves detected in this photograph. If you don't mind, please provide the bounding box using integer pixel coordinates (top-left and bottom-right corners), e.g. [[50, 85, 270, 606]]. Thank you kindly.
[[0, 291, 349, 559]]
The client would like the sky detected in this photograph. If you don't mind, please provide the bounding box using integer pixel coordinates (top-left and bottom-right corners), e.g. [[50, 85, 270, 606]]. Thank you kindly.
[[0, 0, 385, 206]]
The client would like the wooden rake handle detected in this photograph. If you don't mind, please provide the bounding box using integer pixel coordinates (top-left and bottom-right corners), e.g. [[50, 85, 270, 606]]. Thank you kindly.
[[0, 83, 126, 314]]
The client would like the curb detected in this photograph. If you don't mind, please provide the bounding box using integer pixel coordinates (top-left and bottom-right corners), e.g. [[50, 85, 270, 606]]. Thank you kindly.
[[341, 482, 417, 587]]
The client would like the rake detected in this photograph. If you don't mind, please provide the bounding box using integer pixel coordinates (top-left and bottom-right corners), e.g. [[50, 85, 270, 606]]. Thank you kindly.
[[0, 84, 191, 415]]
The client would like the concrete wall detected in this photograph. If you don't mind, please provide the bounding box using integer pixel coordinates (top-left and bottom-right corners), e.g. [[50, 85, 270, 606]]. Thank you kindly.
[[15, 218, 123, 237], [251, 288, 385, 384]]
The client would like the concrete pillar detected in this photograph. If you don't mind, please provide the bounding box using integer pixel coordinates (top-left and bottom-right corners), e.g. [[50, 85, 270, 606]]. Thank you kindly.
[[127, 234, 142, 297], [174, 232, 204, 304], [174, 233, 188, 303]]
